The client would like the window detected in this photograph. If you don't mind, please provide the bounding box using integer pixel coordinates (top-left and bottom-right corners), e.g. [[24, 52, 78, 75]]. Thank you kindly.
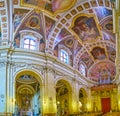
[[60, 49, 68, 64], [79, 63, 86, 76], [24, 38, 36, 50], [19, 30, 43, 51]]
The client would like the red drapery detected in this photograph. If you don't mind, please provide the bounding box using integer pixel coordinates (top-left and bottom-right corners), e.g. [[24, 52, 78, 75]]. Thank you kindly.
[[101, 98, 111, 114]]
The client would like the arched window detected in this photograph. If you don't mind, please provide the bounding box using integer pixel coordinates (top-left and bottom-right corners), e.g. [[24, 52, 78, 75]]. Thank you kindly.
[[19, 30, 43, 51], [60, 49, 69, 64], [79, 63, 86, 76], [23, 37, 36, 50]]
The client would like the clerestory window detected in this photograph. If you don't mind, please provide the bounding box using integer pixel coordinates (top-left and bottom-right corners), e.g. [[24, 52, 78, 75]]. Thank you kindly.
[[79, 63, 86, 76], [60, 49, 69, 64], [23, 37, 36, 50]]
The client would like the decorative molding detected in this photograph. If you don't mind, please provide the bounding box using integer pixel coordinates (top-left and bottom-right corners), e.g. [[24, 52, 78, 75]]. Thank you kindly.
[[0, 62, 5, 68]]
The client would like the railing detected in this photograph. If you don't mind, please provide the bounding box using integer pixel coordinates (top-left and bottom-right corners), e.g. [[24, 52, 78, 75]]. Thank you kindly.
[[20, 111, 33, 116], [0, 113, 12, 116]]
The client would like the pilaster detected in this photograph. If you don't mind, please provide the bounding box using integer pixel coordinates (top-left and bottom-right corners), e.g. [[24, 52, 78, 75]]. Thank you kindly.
[[70, 77, 79, 114], [43, 67, 57, 116], [0, 61, 7, 112]]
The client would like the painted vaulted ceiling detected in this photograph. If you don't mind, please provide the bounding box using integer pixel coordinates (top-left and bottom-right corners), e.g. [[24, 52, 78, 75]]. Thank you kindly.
[[0, 0, 116, 83]]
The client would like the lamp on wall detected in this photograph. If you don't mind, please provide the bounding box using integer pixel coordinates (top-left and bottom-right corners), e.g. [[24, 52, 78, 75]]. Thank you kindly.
[[12, 98, 16, 103]]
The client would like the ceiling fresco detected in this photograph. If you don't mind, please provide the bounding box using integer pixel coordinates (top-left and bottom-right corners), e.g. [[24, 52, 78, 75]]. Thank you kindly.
[[11, 0, 116, 82], [20, 0, 76, 14], [71, 15, 100, 43], [88, 61, 116, 82]]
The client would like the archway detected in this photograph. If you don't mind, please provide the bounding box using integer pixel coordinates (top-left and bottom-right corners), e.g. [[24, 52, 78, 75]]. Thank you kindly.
[[56, 79, 72, 116], [79, 88, 87, 113], [15, 70, 42, 116]]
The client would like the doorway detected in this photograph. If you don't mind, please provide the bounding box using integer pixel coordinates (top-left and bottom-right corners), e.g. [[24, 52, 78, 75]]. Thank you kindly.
[[101, 98, 111, 114], [56, 80, 72, 116], [15, 72, 41, 116]]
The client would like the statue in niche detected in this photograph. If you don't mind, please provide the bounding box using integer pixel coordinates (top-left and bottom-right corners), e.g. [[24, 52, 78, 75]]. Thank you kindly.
[[93, 102, 98, 112]]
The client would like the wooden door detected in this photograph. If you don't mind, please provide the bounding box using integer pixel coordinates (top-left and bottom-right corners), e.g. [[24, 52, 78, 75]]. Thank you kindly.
[[101, 98, 111, 114]]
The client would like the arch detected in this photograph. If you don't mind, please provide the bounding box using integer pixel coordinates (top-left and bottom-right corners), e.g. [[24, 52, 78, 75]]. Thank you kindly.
[[79, 88, 87, 112], [58, 44, 72, 55], [55, 78, 72, 91], [14, 69, 43, 84], [19, 30, 43, 39], [79, 88, 87, 98], [73, 40, 115, 69], [47, 3, 112, 52], [14, 69, 43, 115], [17, 84, 35, 94], [55, 78, 72, 115]]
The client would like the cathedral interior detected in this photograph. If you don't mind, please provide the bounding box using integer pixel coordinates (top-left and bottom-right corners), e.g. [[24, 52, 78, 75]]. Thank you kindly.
[[0, 0, 119, 116]]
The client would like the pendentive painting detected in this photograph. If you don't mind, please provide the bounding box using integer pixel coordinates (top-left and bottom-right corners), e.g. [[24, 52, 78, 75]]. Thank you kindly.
[[65, 38, 74, 48], [14, 33, 20, 48], [57, 28, 71, 42], [14, 9, 29, 31], [45, 16, 55, 38], [106, 46, 116, 62], [72, 16, 100, 43], [80, 52, 94, 69], [91, 47, 106, 60]]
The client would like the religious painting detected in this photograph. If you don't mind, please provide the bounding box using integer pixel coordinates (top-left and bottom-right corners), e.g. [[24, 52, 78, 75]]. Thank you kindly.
[[52, 0, 76, 13], [44, 2, 52, 12], [20, 74, 34, 80], [1, 9, 6, 15], [80, 52, 94, 68], [23, 0, 38, 5], [88, 61, 116, 82], [72, 16, 100, 43], [106, 46, 116, 62], [59, 88, 68, 96], [14, 9, 29, 31], [14, 33, 20, 48], [91, 47, 106, 60], [21, 89, 32, 110], [21, 0, 76, 14], [57, 28, 71, 42], [14, 0, 18, 5], [0, 1, 4, 7], [39, 38, 45, 52], [45, 16, 55, 38], [21, 0, 51, 10], [100, 17, 113, 34], [27, 16, 40, 29], [54, 46, 58, 57], [65, 38, 74, 48], [74, 41, 82, 56], [105, 23, 113, 31]]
